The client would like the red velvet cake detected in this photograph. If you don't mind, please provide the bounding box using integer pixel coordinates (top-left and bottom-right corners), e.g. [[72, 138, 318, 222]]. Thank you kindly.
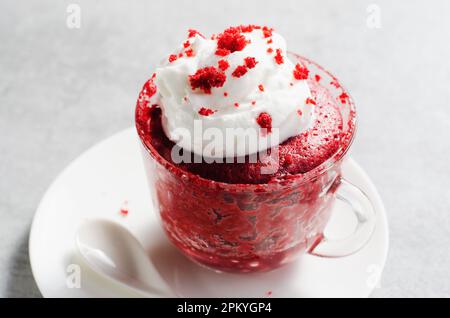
[[135, 26, 356, 272]]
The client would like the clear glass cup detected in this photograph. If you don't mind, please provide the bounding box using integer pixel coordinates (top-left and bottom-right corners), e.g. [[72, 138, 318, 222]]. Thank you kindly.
[[135, 53, 376, 273]]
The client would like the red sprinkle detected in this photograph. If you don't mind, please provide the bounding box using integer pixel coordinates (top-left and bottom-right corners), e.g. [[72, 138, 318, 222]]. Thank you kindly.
[[306, 97, 316, 105], [244, 57, 258, 69], [339, 92, 349, 104], [218, 59, 230, 71], [168, 54, 178, 63], [188, 29, 204, 38], [216, 27, 248, 55], [267, 39, 273, 44], [251, 100, 256, 105], [224, 92, 228, 97], [266, 290, 273, 296], [178, 52, 183, 58], [258, 84, 265, 92], [234, 102, 239, 107], [189, 66, 227, 94], [183, 41, 190, 48], [274, 49, 284, 64], [198, 107, 215, 116], [297, 109, 303, 116], [267, 47, 273, 54], [293, 63, 309, 80], [232, 65, 248, 78], [256, 112, 272, 133], [315, 74, 321, 82]]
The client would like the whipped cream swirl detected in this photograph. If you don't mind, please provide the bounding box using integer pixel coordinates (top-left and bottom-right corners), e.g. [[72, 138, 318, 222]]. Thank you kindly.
[[152, 26, 314, 158]]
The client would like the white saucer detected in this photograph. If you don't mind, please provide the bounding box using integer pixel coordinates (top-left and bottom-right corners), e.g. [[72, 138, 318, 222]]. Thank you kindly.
[[29, 128, 389, 298]]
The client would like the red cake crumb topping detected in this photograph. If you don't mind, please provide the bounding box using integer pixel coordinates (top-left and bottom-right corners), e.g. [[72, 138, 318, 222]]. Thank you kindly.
[[244, 57, 258, 69], [297, 109, 303, 116], [183, 41, 190, 48], [232, 65, 248, 78], [258, 84, 265, 92], [256, 112, 272, 133], [267, 39, 273, 44], [142, 79, 157, 99], [293, 63, 309, 80], [185, 48, 194, 57], [339, 92, 349, 104], [274, 49, 284, 64], [189, 66, 226, 94], [262, 26, 273, 38], [188, 29, 204, 38], [267, 47, 273, 53], [315, 74, 321, 82], [218, 59, 230, 71], [239, 25, 254, 33], [306, 97, 316, 105], [198, 107, 215, 116], [216, 27, 248, 55], [215, 48, 231, 57], [239, 24, 261, 33], [168, 54, 178, 63]]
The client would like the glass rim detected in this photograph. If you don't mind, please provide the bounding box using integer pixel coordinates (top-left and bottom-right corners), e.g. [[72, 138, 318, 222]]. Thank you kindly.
[[136, 53, 357, 192]]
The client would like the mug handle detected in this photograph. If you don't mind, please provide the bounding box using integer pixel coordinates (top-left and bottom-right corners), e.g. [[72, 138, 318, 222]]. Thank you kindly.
[[308, 178, 376, 257]]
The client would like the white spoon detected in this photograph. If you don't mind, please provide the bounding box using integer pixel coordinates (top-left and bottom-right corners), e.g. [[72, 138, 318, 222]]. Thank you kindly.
[[76, 219, 174, 297]]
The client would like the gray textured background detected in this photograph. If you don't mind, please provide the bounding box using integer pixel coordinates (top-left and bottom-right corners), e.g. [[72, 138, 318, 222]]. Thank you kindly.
[[1, 0, 449, 297]]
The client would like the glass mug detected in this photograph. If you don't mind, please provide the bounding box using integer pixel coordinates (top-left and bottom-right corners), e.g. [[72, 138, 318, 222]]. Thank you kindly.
[[136, 53, 375, 273]]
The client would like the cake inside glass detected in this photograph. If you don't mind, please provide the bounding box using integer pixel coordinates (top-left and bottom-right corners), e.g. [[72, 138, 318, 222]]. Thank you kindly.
[[135, 25, 357, 272]]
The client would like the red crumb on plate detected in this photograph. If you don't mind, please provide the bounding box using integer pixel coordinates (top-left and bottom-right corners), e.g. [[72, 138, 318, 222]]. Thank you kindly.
[[119, 200, 129, 216]]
